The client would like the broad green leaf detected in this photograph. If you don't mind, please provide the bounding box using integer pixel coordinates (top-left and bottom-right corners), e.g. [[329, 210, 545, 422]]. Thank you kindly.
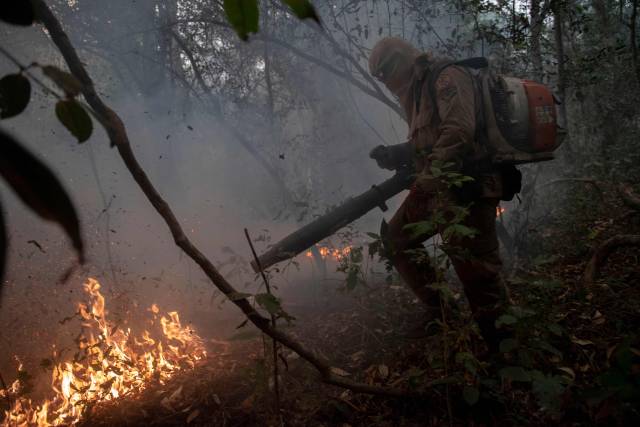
[[510, 306, 536, 318], [0, 1, 34, 26], [557, 367, 575, 380], [534, 339, 563, 357], [443, 224, 478, 240], [531, 373, 565, 412], [223, 0, 259, 41], [403, 220, 436, 239], [0, 74, 31, 118], [462, 385, 479, 406], [495, 314, 517, 328], [455, 352, 477, 375], [547, 323, 563, 336], [346, 268, 359, 290], [499, 338, 518, 353], [255, 292, 280, 315], [532, 254, 559, 266], [42, 65, 83, 97], [0, 129, 84, 262], [55, 99, 93, 143], [499, 366, 531, 383], [281, 0, 320, 23], [349, 247, 363, 263]]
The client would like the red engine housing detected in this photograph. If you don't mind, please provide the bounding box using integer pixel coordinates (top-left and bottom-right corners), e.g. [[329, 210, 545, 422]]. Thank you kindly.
[[522, 80, 558, 153]]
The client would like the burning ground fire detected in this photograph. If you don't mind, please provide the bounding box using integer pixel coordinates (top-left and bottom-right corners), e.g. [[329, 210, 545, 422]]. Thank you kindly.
[[1, 278, 206, 426], [305, 245, 352, 261], [303, 207, 506, 264]]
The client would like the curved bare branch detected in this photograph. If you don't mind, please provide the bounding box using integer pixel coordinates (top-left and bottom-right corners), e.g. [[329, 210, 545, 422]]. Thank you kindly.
[[30, 0, 424, 400]]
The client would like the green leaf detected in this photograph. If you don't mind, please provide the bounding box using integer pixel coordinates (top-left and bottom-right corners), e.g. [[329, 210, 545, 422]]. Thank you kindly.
[[55, 99, 93, 143], [534, 339, 563, 357], [227, 291, 251, 301], [366, 232, 379, 239], [255, 293, 281, 315], [281, 0, 320, 23], [531, 373, 565, 412], [499, 338, 518, 353], [223, 0, 259, 41], [349, 247, 363, 263], [443, 224, 478, 240], [403, 220, 436, 239], [41, 66, 83, 98], [345, 268, 359, 290], [532, 254, 558, 266], [0, 129, 84, 262], [463, 385, 479, 406], [499, 366, 531, 383], [495, 314, 517, 328], [455, 352, 477, 375], [0, 74, 31, 118], [547, 323, 563, 336], [0, 1, 34, 26]]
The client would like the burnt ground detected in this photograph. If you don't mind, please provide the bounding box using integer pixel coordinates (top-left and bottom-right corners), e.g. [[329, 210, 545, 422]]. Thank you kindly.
[[4, 186, 640, 426]]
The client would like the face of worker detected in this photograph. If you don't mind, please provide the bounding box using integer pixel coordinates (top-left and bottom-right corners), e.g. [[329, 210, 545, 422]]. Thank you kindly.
[[373, 52, 415, 97], [369, 37, 423, 103]]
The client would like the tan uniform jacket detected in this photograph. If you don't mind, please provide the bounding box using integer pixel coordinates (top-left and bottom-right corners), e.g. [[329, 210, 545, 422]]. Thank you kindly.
[[401, 57, 501, 197]]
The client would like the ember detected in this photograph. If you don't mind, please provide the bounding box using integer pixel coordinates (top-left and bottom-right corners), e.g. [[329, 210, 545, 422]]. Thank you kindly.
[[1, 278, 206, 426], [496, 206, 506, 217]]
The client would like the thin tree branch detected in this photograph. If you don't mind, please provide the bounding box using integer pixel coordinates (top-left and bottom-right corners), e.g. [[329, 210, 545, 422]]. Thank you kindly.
[[30, 0, 424, 400]]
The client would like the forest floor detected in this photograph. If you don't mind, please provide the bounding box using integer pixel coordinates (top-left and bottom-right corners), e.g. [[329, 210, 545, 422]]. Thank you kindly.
[[77, 185, 640, 427]]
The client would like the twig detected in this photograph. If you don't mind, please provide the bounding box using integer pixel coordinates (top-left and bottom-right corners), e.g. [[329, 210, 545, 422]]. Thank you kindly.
[[244, 228, 280, 412], [32, 0, 428, 400], [583, 234, 640, 285]]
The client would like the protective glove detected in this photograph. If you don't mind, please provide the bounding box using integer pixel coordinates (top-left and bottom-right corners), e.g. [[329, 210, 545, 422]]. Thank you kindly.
[[369, 145, 395, 170], [369, 142, 413, 171]]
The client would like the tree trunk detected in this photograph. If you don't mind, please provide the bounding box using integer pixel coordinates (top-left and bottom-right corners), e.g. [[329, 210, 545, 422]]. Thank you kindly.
[[632, 0, 640, 85], [530, 0, 544, 81]]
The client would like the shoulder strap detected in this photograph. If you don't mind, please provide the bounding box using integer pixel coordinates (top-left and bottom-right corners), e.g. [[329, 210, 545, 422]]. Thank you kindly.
[[418, 57, 489, 123]]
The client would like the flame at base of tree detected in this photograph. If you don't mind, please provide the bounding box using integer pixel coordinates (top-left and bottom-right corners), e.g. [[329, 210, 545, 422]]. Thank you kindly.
[[1, 278, 207, 426]]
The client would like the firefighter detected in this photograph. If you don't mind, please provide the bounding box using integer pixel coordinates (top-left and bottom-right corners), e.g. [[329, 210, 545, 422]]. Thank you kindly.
[[368, 37, 507, 352]]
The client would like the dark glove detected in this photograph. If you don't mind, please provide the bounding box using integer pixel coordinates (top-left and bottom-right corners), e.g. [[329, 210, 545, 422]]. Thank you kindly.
[[369, 145, 394, 170], [369, 142, 413, 171]]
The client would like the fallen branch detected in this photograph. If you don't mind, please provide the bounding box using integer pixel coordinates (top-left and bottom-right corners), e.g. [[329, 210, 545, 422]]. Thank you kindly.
[[31, 0, 423, 400], [583, 234, 640, 285]]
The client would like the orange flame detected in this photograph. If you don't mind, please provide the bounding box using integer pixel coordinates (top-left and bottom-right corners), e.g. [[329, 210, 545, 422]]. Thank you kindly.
[[496, 206, 506, 217], [304, 245, 352, 261], [1, 278, 206, 426]]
